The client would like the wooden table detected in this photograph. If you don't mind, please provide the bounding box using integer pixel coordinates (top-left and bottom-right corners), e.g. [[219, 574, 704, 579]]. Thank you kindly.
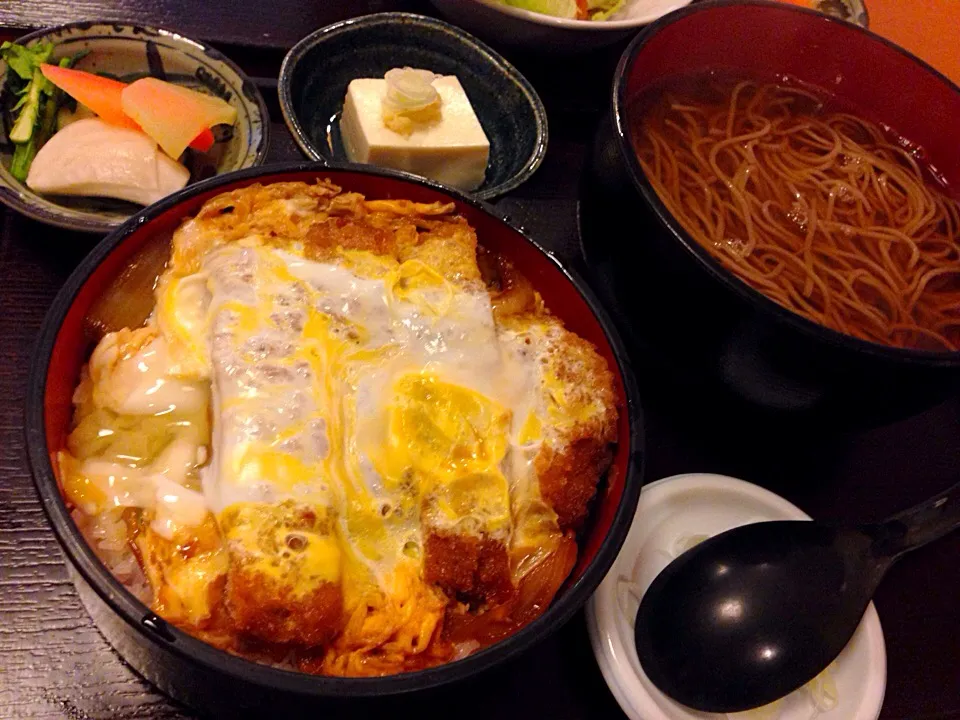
[[0, 2, 958, 719]]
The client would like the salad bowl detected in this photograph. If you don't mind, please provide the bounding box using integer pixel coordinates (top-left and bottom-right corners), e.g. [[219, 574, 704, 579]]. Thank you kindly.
[[429, 0, 693, 51]]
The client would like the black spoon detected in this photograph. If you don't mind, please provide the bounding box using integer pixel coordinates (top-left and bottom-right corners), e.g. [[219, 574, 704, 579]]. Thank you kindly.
[[634, 480, 960, 713]]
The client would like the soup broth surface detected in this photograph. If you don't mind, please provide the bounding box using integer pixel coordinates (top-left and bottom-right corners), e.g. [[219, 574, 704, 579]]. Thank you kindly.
[[629, 73, 960, 352]]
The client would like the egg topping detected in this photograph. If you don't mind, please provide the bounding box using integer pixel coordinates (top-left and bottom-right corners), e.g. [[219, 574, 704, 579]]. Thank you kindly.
[[58, 181, 618, 676]]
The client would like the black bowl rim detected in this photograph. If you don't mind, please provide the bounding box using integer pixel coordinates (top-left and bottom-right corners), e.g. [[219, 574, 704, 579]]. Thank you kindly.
[[276, 12, 549, 202], [24, 160, 644, 697], [0, 19, 272, 234], [612, 0, 960, 367]]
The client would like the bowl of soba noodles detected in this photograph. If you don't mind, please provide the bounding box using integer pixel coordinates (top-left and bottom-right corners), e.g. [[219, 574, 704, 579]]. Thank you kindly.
[[579, 0, 960, 425]]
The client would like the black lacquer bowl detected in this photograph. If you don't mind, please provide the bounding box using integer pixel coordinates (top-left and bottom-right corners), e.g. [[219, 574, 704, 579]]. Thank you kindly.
[[579, 0, 960, 427], [26, 163, 643, 715]]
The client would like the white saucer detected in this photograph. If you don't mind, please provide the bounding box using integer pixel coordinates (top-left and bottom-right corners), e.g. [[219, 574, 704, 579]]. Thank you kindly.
[[587, 473, 887, 720]]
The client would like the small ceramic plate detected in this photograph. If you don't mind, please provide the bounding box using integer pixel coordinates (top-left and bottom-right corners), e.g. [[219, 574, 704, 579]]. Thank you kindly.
[[278, 13, 548, 201], [0, 22, 270, 233], [588, 473, 887, 720]]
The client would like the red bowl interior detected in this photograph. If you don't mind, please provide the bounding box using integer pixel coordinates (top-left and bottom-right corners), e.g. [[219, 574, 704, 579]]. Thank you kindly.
[[620, 1, 960, 190], [43, 167, 635, 586]]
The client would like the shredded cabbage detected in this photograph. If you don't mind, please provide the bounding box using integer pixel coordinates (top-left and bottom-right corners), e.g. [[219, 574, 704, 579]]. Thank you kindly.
[[672, 532, 711, 558], [805, 662, 840, 716], [723, 656, 840, 719], [616, 575, 645, 629]]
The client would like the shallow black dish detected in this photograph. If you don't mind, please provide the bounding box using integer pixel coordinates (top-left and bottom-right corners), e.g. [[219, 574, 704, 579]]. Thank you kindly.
[[579, 0, 960, 427], [278, 13, 548, 200], [26, 163, 642, 714]]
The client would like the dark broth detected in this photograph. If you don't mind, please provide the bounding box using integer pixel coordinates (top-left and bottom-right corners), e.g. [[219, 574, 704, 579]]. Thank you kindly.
[[627, 72, 960, 352]]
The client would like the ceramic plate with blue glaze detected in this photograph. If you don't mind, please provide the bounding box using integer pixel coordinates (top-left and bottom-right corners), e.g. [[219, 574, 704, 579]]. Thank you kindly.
[[278, 13, 548, 201], [0, 22, 270, 233]]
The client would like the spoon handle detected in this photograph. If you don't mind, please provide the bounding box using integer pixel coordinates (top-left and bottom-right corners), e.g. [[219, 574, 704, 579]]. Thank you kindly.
[[869, 480, 960, 560]]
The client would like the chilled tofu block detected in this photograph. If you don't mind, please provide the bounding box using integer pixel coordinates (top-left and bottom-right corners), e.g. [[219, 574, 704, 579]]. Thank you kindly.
[[340, 76, 490, 191]]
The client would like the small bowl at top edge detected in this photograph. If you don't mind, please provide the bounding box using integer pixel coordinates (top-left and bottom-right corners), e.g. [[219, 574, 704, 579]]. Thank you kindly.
[[428, 0, 694, 52]]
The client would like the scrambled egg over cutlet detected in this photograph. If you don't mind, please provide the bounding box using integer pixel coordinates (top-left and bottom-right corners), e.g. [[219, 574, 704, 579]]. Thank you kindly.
[[58, 180, 618, 676]]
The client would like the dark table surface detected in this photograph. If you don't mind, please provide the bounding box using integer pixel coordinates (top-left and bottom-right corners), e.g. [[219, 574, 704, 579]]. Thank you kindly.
[[1, 2, 958, 719]]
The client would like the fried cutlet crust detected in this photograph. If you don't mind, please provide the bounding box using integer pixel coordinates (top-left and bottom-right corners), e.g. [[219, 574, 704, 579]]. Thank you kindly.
[[225, 571, 342, 647], [303, 198, 482, 289], [132, 512, 228, 628], [423, 531, 515, 606], [536, 439, 616, 531], [220, 502, 344, 646], [498, 314, 619, 530]]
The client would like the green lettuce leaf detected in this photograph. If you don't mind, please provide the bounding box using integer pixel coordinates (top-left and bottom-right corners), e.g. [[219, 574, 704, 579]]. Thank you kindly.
[[496, 0, 624, 20], [588, 0, 626, 19], [500, 0, 579, 19]]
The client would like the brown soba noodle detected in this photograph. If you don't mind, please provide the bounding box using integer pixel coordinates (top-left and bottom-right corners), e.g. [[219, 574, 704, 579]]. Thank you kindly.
[[633, 79, 960, 351]]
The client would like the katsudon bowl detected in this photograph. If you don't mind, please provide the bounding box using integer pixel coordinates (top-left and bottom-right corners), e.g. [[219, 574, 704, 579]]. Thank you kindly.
[[25, 163, 643, 714]]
